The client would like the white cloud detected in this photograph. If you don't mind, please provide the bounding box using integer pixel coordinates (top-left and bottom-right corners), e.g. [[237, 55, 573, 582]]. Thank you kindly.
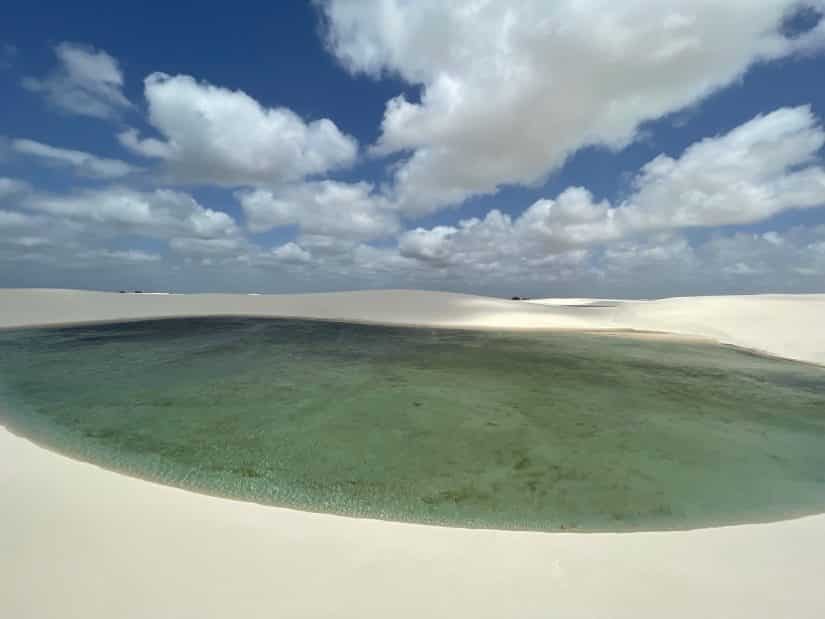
[[398, 225, 457, 267], [400, 107, 825, 267], [399, 208, 594, 280], [621, 106, 825, 230], [238, 180, 398, 240], [12, 139, 139, 179], [0, 209, 42, 228], [22, 42, 130, 119], [0, 177, 30, 200], [118, 129, 173, 159], [270, 242, 312, 264], [169, 237, 245, 256], [320, 0, 825, 214], [4, 8, 825, 296], [12, 236, 51, 248], [292, 233, 358, 258], [0, 206, 100, 267], [394, 224, 825, 297], [1, 186, 244, 277], [119, 73, 358, 185], [78, 248, 161, 263], [601, 236, 697, 275], [23, 187, 238, 240], [243, 233, 418, 281]]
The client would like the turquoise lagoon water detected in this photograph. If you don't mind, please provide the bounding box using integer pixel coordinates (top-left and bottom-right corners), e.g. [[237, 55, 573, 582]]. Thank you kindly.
[[1, 317, 824, 531]]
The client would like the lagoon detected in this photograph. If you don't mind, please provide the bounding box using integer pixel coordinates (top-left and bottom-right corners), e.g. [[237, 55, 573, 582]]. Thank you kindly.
[[1, 317, 824, 531]]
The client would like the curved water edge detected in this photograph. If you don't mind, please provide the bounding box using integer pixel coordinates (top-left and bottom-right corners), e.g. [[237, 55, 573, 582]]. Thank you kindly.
[[1, 317, 824, 532]]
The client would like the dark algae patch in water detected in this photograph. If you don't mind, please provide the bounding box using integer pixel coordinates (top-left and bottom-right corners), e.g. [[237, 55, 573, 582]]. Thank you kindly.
[[1, 317, 825, 531]]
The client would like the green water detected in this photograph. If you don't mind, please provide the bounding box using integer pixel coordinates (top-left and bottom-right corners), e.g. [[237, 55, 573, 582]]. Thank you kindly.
[[1, 317, 824, 531]]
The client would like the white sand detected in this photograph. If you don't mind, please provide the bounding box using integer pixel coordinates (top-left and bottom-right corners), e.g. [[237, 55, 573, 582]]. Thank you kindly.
[[532, 294, 825, 365], [2, 288, 825, 618]]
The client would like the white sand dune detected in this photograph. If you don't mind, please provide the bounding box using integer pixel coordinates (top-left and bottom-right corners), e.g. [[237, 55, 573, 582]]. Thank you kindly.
[[2, 288, 825, 618], [3, 288, 825, 364], [529, 294, 825, 366]]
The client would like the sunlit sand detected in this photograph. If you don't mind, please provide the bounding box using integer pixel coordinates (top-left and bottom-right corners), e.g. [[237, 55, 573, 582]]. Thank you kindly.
[[2, 288, 825, 618]]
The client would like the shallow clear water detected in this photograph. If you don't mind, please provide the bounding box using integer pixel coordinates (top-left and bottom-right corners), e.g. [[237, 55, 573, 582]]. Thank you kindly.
[[1, 317, 824, 531]]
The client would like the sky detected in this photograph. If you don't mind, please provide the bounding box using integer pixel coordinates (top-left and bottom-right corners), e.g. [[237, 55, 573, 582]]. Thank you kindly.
[[1, 1, 825, 298]]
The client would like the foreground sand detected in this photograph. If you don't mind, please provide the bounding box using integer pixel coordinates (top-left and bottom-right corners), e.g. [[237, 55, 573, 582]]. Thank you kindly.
[[2, 288, 825, 618]]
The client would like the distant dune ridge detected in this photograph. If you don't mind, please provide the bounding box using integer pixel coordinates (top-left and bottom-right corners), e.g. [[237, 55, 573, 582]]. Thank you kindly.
[[1, 288, 823, 364], [2, 288, 825, 618]]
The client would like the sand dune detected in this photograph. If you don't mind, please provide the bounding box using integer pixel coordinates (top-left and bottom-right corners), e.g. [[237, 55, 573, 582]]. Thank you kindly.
[[2, 288, 823, 364], [0, 288, 604, 331], [2, 288, 825, 618], [530, 294, 825, 366]]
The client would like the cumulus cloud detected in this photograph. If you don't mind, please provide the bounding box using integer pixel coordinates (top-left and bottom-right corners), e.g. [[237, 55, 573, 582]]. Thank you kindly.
[[400, 107, 825, 267], [319, 0, 825, 214], [238, 180, 399, 240], [0, 182, 246, 279], [119, 73, 358, 185], [246, 223, 825, 297], [394, 225, 825, 297], [399, 207, 595, 280], [12, 139, 140, 179], [621, 106, 825, 230], [601, 227, 825, 293], [270, 242, 312, 264], [23, 186, 239, 240], [22, 42, 131, 119], [241, 232, 418, 282]]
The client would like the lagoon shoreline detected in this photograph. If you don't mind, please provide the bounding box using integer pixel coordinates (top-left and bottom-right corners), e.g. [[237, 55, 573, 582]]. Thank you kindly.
[[2, 288, 825, 618]]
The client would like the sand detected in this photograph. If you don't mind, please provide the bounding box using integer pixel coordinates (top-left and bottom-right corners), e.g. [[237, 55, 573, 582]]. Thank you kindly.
[[2, 288, 825, 618]]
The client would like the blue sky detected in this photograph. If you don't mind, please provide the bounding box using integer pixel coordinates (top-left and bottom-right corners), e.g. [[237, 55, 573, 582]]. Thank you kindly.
[[1, 1, 825, 297]]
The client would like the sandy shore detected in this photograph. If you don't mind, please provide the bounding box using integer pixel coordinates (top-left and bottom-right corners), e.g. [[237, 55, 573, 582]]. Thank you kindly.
[[2, 288, 825, 618], [2, 288, 824, 364]]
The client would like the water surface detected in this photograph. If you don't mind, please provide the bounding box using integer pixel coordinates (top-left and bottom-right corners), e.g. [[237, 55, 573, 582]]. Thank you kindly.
[[1, 317, 824, 531]]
